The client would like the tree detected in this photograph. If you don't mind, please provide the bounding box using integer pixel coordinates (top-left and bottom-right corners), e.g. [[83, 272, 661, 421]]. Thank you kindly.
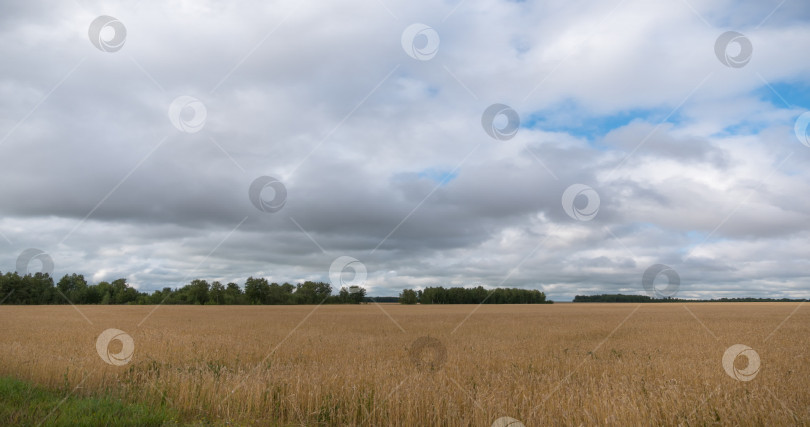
[[348, 286, 366, 304], [245, 277, 270, 304], [187, 279, 210, 305], [224, 282, 243, 304], [146, 287, 173, 304], [28, 273, 56, 304], [399, 289, 418, 304], [94, 281, 113, 304], [209, 281, 225, 305], [280, 283, 295, 303], [415, 286, 549, 304], [57, 274, 88, 303], [267, 282, 294, 304], [294, 281, 331, 304], [337, 287, 350, 304], [111, 279, 139, 304]]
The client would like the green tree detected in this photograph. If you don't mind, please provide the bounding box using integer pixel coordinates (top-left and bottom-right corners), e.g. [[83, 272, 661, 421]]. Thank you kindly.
[[110, 279, 138, 304], [295, 281, 331, 304], [338, 287, 350, 304], [267, 282, 291, 305], [209, 281, 225, 305], [399, 289, 418, 304], [187, 279, 210, 305], [224, 282, 243, 304], [244, 277, 270, 304], [57, 274, 88, 304], [348, 286, 366, 304]]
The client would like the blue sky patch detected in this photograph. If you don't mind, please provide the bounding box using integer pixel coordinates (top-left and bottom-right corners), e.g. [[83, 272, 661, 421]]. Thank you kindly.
[[755, 80, 810, 110], [417, 168, 459, 185], [523, 101, 679, 142]]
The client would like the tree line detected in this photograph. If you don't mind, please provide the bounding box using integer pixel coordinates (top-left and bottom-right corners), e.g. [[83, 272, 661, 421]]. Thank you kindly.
[[399, 286, 550, 304], [573, 294, 808, 303], [0, 271, 553, 306], [0, 271, 366, 305]]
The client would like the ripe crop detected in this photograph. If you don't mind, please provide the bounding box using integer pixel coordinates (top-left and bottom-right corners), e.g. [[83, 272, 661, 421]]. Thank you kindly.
[[0, 303, 806, 425]]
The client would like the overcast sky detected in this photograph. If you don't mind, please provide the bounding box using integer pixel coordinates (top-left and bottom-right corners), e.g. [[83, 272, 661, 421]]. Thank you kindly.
[[1, 0, 809, 301]]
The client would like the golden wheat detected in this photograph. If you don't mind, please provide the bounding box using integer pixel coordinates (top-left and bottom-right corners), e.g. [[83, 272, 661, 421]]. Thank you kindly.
[[0, 303, 807, 425]]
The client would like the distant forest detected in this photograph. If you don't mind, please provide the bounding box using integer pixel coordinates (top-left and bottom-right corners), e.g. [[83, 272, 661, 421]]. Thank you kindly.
[[0, 272, 365, 305], [573, 294, 807, 303], [0, 272, 550, 305], [399, 286, 550, 304]]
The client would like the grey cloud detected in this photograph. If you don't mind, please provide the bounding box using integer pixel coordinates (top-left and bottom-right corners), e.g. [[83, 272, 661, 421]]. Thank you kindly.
[[0, 0, 808, 302]]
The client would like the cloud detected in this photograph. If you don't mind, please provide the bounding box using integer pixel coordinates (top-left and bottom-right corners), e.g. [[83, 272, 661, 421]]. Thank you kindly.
[[0, 0, 809, 301]]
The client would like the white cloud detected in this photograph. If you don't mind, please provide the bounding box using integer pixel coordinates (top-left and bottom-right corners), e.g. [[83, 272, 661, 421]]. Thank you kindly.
[[0, 0, 808, 301]]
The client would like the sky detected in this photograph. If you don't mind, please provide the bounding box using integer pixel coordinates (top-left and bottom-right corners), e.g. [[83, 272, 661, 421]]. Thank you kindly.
[[1, 0, 809, 301]]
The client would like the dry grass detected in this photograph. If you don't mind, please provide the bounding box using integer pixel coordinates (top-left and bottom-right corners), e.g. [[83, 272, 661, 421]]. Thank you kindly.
[[0, 303, 808, 425]]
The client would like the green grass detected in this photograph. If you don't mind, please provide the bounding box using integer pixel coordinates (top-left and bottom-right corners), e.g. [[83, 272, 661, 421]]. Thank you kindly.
[[0, 376, 178, 426]]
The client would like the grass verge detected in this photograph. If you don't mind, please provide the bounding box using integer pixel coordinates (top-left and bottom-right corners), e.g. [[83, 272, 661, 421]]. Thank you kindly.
[[0, 376, 178, 426]]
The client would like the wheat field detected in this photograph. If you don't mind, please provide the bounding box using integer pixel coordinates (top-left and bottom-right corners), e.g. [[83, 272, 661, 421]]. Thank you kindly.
[[0, 303, 807, 425]]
